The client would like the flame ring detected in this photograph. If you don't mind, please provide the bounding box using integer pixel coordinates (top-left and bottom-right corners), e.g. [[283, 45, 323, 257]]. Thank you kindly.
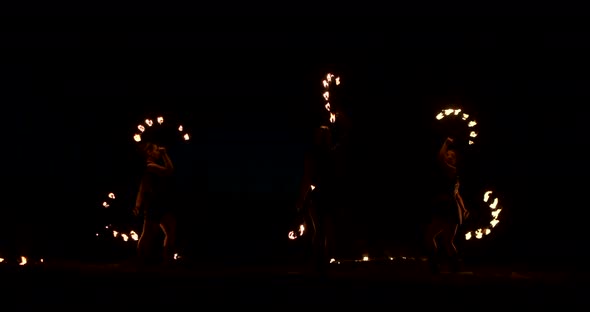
[[97, 192, 139, 243], [435, 108, 479, 146], [132, 115, 190, 143], [464, 190, 503, 240]]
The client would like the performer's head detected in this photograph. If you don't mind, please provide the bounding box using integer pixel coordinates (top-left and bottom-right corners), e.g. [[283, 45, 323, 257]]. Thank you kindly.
[[142, 142, 162, 161], [312, 125, 333, 151], [444, 138, 459, 167], [445, 148, 457, 167]]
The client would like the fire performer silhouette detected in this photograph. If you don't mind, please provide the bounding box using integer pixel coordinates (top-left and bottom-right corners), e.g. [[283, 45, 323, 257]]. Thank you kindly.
[[424, 136, 469, 273], [294, 72, 353, 274], [134, 142, 177, 266]]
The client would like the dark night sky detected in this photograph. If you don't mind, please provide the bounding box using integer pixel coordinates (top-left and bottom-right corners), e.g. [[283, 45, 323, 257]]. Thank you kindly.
[[2, 24, 590, 262]]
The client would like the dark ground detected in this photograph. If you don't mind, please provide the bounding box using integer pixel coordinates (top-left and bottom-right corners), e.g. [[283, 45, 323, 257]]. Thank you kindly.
[[1, 258, 587, 308]]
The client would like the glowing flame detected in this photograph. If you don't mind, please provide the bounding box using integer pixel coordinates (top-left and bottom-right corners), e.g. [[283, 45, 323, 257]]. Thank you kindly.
[[298, 224, 305, 236], [466, 190, 503, 240], [113, 230, 118, 237], [19, 256, 27, 266], [325, 102, 331, 111], [323, 91, 329, 101], [174, 253, 180, 260], [329, 113, 336, 123], [310, 184, 315, 191], [134, 134, 141, 142], [288, 231, 297, 240], [335, 77, 340, 85], [130, 230, 139, 241], [484, 191, 492, 202], [157, 116, 164, 124], [102, 202, 109, 208], [145, 119, 153, 127], [362, 255, 369, 261], [183, 133, 190, 141], [436, 108, 478, 145], [475, 229, 483, 239], [491, 209, 501, 219], [323, 80, 329, 88], [326, 73, 333, 82], [0, 258, 4, 263], [108, 193, 115, 199], [178, 125, 183, 131], [138, 125, 145, 132], [121, 234, 129, 242], [330, 258, 336, 263]]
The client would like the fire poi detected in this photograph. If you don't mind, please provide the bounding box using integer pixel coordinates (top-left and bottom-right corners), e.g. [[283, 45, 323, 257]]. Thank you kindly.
[[96, 192, 139, 243]]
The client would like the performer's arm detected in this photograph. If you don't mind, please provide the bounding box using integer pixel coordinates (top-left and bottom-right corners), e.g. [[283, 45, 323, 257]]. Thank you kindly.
[[296, 152, 315, 212]]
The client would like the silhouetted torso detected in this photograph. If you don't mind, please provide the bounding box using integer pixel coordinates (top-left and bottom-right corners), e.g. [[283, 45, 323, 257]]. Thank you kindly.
[[137, 160, 173, 219]]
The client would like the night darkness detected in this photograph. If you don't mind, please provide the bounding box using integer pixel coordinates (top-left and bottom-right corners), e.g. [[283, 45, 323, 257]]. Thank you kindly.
[[2, 26, 590, 267]]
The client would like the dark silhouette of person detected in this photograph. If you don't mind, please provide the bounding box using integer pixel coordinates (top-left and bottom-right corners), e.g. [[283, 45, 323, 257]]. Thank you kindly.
[[424, 136, 469, 273], [295, 110, 352, 274], [134, 142, 177, 265]]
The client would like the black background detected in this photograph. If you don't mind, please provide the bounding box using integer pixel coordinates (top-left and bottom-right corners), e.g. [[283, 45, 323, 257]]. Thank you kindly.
[[2, 18, 589, 266]]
